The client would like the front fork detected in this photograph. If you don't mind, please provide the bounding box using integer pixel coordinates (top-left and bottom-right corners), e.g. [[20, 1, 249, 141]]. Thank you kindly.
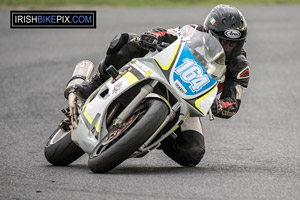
[[112, 80, 158, 128], [111, 80, 178, 152]]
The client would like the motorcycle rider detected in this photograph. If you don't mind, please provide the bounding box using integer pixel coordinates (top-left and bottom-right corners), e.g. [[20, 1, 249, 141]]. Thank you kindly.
[[72, 4, 250, 167]]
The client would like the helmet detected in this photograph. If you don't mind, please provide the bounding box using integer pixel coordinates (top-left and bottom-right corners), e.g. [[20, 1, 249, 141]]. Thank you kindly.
[[203, 4, 247, 60]]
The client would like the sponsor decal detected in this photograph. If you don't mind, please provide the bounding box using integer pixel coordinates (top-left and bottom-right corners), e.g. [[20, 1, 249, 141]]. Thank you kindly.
[[209, 17, 216, 25], [112, 82, 122, 93], [123, 72, 138, 85], [174, 80, 187, 94], [224, 29, 241, 39], [10, 11, 96, 28]]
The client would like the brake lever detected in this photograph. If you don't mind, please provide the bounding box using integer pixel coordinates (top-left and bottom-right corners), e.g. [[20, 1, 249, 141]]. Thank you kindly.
[[208, 109, 214, 121]]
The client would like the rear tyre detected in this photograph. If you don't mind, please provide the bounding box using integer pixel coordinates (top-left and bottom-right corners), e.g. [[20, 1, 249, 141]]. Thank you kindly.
[[44, 128, 85, 166], [88, 99, 169, 173]]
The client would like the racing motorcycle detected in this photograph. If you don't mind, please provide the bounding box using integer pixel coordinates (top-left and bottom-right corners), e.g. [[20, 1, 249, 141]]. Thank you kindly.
[[44, 25, 226, 173]]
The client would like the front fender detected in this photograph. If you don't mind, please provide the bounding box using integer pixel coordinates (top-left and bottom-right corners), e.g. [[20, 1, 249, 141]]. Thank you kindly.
[[145, 93, 172, 114]]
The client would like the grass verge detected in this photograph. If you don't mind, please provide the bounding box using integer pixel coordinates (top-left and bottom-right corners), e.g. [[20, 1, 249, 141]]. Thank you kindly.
[[1, 0, 300, 9]]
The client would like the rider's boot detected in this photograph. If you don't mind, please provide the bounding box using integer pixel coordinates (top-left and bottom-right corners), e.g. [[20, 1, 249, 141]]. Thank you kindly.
[[74, 71, 103, 100]]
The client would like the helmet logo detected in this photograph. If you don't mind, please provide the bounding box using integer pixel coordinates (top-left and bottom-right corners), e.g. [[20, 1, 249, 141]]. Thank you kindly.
[[224, 29, 241, 39]]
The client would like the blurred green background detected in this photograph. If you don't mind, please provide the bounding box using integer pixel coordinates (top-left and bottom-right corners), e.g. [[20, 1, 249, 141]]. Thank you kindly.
[[1, 0, 300, 8]]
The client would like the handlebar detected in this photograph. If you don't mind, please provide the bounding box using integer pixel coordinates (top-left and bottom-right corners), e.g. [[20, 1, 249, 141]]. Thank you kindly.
[[156, 42, 170, 52], [138, 36, 170, 52]]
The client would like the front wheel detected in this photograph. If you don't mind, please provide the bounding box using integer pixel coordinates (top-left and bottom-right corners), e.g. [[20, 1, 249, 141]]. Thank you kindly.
[[44, 127, 85, 166], [88, 99, 169, 173]]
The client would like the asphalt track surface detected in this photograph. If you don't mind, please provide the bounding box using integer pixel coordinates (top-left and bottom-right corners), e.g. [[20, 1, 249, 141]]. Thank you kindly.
[[1, 5, 300, 200]]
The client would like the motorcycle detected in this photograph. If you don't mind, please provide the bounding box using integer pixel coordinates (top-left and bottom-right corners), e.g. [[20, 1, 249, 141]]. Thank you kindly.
[[44, 25, 226, 173]]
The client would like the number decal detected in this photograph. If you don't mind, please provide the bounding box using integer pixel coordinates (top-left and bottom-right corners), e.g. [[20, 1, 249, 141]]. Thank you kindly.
[[175, 58, 209, 92]]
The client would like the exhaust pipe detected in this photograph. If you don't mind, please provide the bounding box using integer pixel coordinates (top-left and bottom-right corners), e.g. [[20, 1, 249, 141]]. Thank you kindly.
[[64, 60, 94, 142], [64, 60, 94, 99]]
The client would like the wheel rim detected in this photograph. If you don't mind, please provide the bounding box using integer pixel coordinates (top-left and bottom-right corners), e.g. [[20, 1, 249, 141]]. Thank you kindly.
[[49, 128, 70, 145], [102, 113, 140, 146], [91, 103, 149, 158]]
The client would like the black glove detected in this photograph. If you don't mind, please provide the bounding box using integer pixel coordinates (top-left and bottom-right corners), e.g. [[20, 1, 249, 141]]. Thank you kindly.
[[211, 98, 238, 118], [140, 32, 160, 52], [139, 28, 166, 52], [211, 99, 223, 116]]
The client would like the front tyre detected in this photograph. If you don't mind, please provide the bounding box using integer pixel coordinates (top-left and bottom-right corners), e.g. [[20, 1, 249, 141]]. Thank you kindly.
[[88, 99, 169, 173], [44, 128, 85, 166]]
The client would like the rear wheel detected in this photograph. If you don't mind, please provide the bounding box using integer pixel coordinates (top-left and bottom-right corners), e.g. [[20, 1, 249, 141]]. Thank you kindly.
[[44, 127, 85, 166], [88, 99, 169, 173]]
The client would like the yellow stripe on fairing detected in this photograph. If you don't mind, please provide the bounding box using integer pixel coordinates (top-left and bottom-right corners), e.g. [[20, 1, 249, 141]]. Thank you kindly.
[[83, 109, 100, 132], [124, 72, 138, 85], [95, 122, 100, 133], [195, 84, 218, 114], [145, 70, 152, 77], [83, 109, 93, 124], [155, 38, 181, 71]]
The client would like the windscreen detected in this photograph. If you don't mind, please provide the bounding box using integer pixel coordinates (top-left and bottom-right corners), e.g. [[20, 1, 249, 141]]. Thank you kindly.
[[180, 25, 226, 80]]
